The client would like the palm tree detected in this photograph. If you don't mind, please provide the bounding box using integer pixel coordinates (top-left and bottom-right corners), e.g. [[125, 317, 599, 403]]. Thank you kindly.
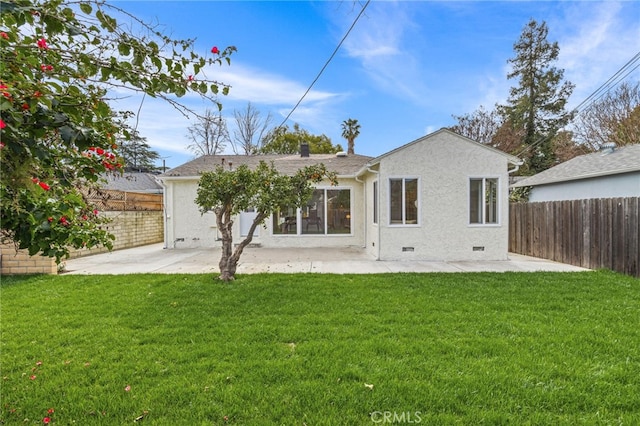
[[341, 118, 361, 154]]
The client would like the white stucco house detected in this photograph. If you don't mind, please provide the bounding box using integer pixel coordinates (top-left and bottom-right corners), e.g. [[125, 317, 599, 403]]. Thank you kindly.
[[159, 129, 522, 261], [511, 144, 640, 202]]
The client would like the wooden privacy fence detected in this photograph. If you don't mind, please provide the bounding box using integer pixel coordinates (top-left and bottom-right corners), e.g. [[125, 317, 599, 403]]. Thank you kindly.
[[85, 189, 163, 211], [509, 197, 639, 277]]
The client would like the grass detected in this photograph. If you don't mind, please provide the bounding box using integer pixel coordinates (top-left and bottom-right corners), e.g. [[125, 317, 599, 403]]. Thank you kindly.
[[1, 271, 639, 425]]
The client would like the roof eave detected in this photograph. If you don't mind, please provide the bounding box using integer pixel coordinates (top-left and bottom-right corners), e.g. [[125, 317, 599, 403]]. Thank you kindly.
[[512, 167, 640, 188]]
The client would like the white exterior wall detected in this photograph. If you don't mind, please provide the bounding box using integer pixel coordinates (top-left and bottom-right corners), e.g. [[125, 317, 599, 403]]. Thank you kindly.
[[528, 172, 640, 202], [164, 179, 218, 248], [373, 132, 511, 261], [162, 177, 366, 249]]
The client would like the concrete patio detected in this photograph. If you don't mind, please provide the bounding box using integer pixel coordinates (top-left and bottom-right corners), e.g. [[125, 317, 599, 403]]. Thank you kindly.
[[63, 243, 589, 275]]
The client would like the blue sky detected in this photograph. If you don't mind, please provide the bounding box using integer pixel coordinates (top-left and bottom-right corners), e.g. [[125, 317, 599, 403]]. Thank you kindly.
[[110, 1, 640, 169]]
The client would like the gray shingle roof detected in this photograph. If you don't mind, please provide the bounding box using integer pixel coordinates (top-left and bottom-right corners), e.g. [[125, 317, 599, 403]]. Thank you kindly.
[[512, 144, 640, 188], [161, 154, 374, 178], [101, 172, 163, 193]]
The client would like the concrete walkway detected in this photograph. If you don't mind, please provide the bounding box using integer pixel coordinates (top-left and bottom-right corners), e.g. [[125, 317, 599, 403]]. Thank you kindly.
[[63, 243, 589, 275]]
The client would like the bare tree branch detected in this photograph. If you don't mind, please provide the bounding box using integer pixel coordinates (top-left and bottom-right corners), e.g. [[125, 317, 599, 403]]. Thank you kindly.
[[231, 103, 273, 155], [186, 109, 230, 156]]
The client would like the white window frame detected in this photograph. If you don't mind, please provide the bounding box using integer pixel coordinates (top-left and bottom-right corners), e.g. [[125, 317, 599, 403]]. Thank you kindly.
[[388, 177, 420, 227], [468, 177, 501, 226], [372, 180, 378, 225], [272, 186, 353, 236]]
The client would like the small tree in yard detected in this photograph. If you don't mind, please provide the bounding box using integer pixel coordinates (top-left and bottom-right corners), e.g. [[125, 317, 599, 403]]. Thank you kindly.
[[196, 161, 337, 281]]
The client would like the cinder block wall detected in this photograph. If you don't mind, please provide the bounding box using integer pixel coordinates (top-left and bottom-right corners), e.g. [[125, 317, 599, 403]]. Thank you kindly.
[[0, 244, 58, 275], [1, 211, 164, 275], [69, 211, 164, 258]]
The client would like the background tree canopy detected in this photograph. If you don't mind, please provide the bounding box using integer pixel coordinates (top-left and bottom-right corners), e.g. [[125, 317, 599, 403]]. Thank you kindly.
[[260, 123, 343, 155]]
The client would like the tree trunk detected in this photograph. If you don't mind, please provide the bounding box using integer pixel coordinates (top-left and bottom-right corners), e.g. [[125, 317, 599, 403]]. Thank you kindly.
[[216, 209, 267, 282], [216, 206, 236, 281]]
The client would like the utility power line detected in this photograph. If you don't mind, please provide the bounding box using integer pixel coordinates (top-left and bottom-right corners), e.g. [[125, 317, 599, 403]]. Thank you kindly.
[[276, 0, 371, 129], [513, 49, 640, 159], [572, 50, 640, 116]]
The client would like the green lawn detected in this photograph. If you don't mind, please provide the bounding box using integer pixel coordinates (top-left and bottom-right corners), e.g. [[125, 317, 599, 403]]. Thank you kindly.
[[1, 271, 639, 425]]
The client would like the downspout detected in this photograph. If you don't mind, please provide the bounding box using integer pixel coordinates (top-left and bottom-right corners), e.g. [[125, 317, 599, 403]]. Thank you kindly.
[[158, 178, 170, 249], [508, 160, 524, 175], [367, 167, 380, 261]]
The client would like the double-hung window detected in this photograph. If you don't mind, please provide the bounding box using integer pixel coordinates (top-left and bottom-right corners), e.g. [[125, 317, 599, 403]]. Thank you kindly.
[[389, 178, 419, 225], [469, 178, 499, 225]]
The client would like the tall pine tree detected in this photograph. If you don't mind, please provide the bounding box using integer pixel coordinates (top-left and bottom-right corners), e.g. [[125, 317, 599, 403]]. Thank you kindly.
[[499, 19, 574, 174], [118, 128, 160, 172]]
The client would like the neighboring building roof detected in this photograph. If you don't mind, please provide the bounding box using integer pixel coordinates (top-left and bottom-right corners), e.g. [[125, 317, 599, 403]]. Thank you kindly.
[[161, 153, 374, 178], [101, 172, 163, 193], [365, 128, 522, 167], [512, 144, 640, 188]]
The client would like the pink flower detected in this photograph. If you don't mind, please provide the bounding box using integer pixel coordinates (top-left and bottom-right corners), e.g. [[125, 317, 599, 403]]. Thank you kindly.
[[48, 217, 53, 222], [187, 75, 194, 82], [40, 64, 54, 72], [124, 385, 131, 392], [211, 46, 219, 54], [0, 32, 8, 40], [0, 142, 5, 149], [43, 417, 51, 424], [93, 209, 99, 216], [38, 181, 50, 191], [0, 119, 6, 129], [32, 177, 39, 183], [47, 408, 54, 414], [37, 38, 48, 49], [30, 375, 37, 380]]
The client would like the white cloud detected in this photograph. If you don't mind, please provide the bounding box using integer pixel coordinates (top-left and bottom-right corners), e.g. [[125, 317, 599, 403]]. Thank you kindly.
[[338, 2, 430, 106], [212, 62, 349, 133], [107, 59, 350, 161], [553, 1, 640, 109], [213, 64, 340, 106]]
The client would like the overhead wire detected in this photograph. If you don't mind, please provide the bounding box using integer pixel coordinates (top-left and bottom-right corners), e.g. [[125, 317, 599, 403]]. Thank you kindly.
[[572, 50, 640, 115], [513, 49, 640, 159], [276, 0, 371, 129]]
